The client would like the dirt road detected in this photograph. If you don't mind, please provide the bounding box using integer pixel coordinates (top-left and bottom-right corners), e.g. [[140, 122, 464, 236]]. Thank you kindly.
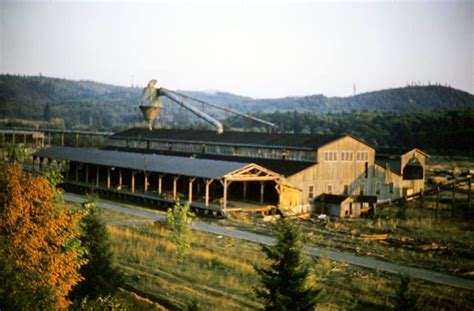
[[64, 193, 474, 291]]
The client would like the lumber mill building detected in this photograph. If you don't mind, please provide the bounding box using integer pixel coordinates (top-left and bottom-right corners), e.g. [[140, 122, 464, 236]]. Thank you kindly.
[[33, 128, 428, 217]]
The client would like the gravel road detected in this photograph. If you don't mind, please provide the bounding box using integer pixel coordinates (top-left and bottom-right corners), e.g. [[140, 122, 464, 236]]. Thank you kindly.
[[64, 192, 474, 291]]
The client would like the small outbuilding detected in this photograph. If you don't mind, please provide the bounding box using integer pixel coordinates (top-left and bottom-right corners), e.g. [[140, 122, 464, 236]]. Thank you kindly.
[[314, 194, 377, 218]]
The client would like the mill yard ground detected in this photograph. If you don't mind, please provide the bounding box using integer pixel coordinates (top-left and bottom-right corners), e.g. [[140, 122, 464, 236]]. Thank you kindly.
[[82, 199, 474, 310], [56, 156, 473, 310], [5, 146, 474, 310], [213, 155, 474, 278]]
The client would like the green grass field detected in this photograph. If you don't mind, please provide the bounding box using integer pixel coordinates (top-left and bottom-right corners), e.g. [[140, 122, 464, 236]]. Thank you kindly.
[[98, 207, 473, 310]]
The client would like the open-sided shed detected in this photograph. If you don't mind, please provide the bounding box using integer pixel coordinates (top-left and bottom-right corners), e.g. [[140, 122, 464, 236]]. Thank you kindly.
[[33, 147, 283, 214]]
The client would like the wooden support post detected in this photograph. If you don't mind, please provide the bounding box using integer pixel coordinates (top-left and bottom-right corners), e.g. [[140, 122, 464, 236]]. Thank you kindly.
[[96, 166, 100, 187], [223, 179, 228, 210], [48, 132, 51, 146], [85, 165, 89, 184], [205, 179, 213, 207], [188, 178, 196, 203], [23, 133, 27, 145], [12, 132, 15, 144], [119, 170, 123, 190], [260, 181, 265, 203], [107, 168, 111, 188], [144, 174, 149, 193], [173, 176, 180, 200], [75, 163, 79, 181], [61, 132, 64, 147], [418, 191, 423, 220], [451, 183, 456, 218], [131, 172, 136, 193], [468, 177, 472, 218], [158, 175, 163, 195], [435, 186, 440, 219], [243, 182, 247, 201], [76, 134, 79, 147]]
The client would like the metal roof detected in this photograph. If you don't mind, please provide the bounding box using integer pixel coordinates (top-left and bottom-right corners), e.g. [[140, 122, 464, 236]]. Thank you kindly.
[[102, 146, 316, 176], [375, 157, 402, 175], [314, 194, 351, 204], [111, 128, 346, 150], [315, 194, 377, 204], [34, 147, 251, 179], [1, 127, 113, 136]]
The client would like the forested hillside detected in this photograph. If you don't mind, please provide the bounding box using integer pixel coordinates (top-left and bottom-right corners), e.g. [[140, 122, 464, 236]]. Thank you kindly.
[[1, 74, 473, 153], [226, 110, 474, 153], [0, 75, 141, 130], [1, 75, 473, 130]]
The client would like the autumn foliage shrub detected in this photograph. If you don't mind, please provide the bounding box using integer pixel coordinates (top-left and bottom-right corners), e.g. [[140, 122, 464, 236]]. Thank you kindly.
[[0, 163, 86, 310]]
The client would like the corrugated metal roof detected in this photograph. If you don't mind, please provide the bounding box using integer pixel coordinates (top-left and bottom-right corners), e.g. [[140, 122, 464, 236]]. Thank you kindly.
[[101, 146, 315, 176], [34, 147, 251, 179], [111, 128, 345, 150]]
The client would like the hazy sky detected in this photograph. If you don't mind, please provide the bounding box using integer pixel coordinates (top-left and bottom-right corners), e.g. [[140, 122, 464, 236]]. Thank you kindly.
[[1, 0, 472, 98]]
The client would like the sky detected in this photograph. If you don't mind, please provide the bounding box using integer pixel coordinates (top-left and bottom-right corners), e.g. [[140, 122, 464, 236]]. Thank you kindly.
[[0, 0, 473, 98]]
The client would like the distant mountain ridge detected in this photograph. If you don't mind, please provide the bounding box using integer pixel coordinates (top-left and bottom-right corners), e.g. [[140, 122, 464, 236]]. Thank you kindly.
[[0, 74, 473, 130], [183, 85, 474, 113]]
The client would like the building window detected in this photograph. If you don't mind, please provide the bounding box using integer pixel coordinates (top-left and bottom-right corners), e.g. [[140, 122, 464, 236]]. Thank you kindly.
[[341, 151, 353, 161], [308, 185, 314, 199], [327, 184, 333, 194], [324, 151, 337, 161], [344, 184, 349, 195], [376, 182, 381, 195], [389, 182, 394, 194], [365, 162, 368, 178], [356, 151, 369, 162]]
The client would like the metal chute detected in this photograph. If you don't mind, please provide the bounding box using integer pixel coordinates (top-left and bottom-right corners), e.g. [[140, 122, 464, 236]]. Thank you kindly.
[[139, 105, 161, 131]]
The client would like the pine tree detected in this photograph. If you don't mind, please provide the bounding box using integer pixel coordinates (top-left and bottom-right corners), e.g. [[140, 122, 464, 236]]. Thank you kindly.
[[255, 220, 319, 311], [395, 274, 418, 311], [70, 196, 124, 300], [43, 103, 52, 121]]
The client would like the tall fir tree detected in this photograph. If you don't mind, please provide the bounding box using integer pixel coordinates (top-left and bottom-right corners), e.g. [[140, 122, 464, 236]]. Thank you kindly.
[[70, 196, 124, 300], [255, 220, 319, 311]]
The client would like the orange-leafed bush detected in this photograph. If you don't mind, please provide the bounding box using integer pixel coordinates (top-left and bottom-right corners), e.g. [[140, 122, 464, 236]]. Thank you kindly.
[[0, 163, 86, 310]]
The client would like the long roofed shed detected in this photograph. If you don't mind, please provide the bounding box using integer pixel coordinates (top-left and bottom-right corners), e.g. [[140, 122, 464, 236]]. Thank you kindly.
[[33, 146, 255, 179], [102, 146, 316, 176], [111, 128, 345, 150]]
